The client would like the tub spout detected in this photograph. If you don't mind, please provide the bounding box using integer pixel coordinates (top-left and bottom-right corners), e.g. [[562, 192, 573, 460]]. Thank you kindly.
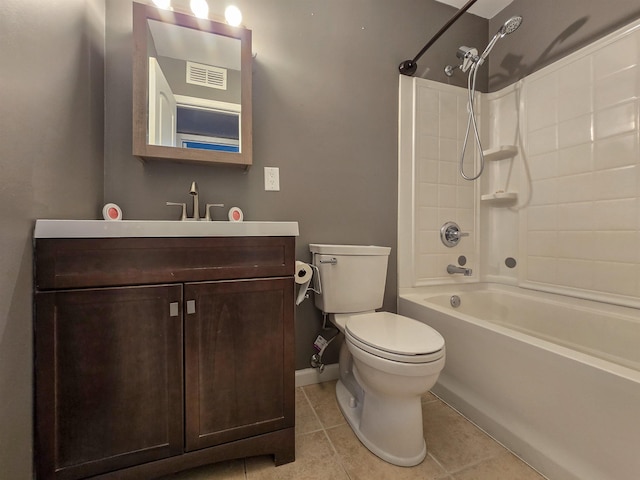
[[447, 264, 472, 276]]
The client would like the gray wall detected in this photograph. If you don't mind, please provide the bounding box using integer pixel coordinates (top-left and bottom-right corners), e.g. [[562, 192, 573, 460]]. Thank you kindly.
[[488, 0, 640, 91], [104, 0, 487, 370], [0, 0, 105, 478]]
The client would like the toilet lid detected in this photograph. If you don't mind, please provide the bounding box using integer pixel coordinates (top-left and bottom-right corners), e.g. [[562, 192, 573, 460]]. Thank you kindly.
[[345, 311, 444, 356]]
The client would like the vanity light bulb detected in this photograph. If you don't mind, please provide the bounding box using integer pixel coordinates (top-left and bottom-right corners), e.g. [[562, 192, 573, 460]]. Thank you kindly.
[[224, 5, 242, 26], [152, 0, 171, 9], [190, 0, 209, 19]]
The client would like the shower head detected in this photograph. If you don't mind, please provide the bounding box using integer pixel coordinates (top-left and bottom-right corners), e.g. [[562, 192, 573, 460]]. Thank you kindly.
[[499, 16, 523, 37], [479, 15, 523, 63]]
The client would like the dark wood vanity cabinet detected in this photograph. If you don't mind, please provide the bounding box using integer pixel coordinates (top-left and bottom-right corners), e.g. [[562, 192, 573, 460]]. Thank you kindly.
[[184, 278, 292, 451], [35, 285, 185, 479], [34, 237, 295, 480]]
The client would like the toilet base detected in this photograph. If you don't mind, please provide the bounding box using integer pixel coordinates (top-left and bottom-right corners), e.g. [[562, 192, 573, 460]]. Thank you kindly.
[[335, 380, 427, 467]]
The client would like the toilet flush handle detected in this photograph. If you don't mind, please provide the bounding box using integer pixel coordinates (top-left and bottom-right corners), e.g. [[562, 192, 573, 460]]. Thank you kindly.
[[319, 257, 338, 265]]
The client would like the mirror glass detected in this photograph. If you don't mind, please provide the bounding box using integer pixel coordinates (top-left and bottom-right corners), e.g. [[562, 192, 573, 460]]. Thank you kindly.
[[133, 2, 252, 167]]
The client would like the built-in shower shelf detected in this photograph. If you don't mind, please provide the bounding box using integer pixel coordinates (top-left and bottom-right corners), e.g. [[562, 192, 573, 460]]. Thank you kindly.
[[481, 192, 518, 205], [483, 145, 518, 161]]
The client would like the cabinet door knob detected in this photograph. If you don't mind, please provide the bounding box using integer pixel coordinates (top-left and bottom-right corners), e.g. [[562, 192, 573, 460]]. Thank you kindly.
[[169, 302, 179, 317], [186, 300, 196, 314]]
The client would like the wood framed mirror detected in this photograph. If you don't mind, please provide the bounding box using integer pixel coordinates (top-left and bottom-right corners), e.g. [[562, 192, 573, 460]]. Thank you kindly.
[[133, 2, 252, 168]]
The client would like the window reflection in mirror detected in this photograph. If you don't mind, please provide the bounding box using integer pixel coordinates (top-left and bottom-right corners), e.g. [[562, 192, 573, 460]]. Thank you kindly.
[[133, 2, 252, 167]]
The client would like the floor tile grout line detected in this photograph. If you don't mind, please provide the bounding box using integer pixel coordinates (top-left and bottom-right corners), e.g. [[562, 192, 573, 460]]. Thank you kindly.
[[425, 393, 549, 479], [321, 425, 354, 479], [301, 382, 348, 431], [423, 397, 508, 475], [300, 385, 328, 431], [426, 450, 449, 477], [304, 384, 355, 479], [289, 383, 546, 480], [441, 452, 510, 476]]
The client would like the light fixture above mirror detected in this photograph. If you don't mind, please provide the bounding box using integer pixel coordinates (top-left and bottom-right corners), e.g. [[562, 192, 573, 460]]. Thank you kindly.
[[152, 0, 172, 9], [132, 2, 252, 168], [151, 0, 243, 25], [189, 0, 209, 19], [224, 6, 242, 26]]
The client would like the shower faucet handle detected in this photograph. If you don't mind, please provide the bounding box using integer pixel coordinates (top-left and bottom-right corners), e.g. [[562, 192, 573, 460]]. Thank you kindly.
[[440, 221, 469, 247]]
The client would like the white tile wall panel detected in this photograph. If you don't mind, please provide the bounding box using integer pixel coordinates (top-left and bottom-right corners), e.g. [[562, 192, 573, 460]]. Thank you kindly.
[[594, 231, 639, 262], [592, 261, 638, 296], [594, 198, 637, 230], [593, 165, 637, 200], [529, 151, 559, 180], [557, 202, 596, 231], [558, 57, 592, 122], [594, 101, 637, 139], [556, 259, 594, 290], [516, 20, 640, 305], [399, 19, 640, 302], [527, 125, 558, 156], [593, 33, 639, 79], [594, 66, 639, 111], [527, 72, 558, 131], [594, 132, 638, 170], [558, 114, 593, 148], [403, 80, 478, 285], [557, 143, 593, 176], [526, 256, 557, 284], [439, 92, 459, 138], [527, 205, 558, 231]]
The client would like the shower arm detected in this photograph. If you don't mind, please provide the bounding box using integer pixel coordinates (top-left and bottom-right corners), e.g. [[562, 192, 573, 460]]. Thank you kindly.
[[399, 0, 479, 76]]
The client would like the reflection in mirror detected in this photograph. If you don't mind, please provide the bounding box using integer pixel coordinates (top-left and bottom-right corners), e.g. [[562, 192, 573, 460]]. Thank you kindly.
[[133, 2, 252, 167]]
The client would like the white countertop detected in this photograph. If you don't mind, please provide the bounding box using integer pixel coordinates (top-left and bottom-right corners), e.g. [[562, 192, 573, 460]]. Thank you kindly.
[[34, 220, 299, 238]]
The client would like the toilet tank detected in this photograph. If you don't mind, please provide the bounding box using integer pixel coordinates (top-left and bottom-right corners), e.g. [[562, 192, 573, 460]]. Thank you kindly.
[[309, 244, 391, 314]]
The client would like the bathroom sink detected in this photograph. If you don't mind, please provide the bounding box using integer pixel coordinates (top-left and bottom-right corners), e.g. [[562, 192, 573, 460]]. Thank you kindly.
[[34, 219, 299, 238]]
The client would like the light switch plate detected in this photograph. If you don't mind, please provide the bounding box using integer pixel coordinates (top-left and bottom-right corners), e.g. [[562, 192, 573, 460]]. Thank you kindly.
[[264, 167, 280, 191]]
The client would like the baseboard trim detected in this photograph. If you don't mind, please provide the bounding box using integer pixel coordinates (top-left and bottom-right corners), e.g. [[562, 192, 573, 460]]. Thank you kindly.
[[295, 364, 339, 387]]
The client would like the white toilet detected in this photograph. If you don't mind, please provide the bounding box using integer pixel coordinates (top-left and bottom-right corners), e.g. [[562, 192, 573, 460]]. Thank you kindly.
[[309, 244, 445, 467]]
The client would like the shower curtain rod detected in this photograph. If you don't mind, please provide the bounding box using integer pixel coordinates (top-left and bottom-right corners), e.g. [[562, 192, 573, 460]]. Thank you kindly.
[[399, 0, 478, 76]]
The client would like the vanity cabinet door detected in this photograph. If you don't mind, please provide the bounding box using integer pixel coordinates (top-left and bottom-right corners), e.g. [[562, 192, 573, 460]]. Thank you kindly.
[[184, 277, 295, 451], [35, 285, 184, 480]]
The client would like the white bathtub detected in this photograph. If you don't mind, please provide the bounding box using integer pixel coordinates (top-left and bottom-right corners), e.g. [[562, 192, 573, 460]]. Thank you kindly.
[[399, 283, 640, 480]]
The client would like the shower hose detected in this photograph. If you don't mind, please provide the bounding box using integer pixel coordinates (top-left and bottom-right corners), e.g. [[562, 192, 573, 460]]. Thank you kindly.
[[459, 60, 485, 181]]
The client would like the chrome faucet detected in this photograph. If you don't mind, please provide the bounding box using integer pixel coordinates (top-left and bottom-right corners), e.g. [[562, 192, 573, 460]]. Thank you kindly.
[[166, 181, 224, 221], [447, 264, 472, 276], [189, 181, 200, 221]]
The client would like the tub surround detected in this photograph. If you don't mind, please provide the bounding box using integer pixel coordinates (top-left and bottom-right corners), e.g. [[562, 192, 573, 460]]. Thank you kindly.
[[399, 17, 640, 307], [397, 15, 640, 480]]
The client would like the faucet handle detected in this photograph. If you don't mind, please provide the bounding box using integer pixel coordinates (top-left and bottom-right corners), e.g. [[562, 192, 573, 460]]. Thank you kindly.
[[166, 202, 187, 221], [204, 203, 225, 221], [440, 221, 469, 247]]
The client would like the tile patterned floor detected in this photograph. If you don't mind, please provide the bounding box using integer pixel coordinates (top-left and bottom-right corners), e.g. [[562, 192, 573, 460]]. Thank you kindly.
[[158, 380, 546, 480]]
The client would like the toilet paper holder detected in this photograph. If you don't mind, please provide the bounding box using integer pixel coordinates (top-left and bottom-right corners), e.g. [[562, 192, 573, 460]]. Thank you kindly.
[[310, 264, 322, 294], [295, 262, 322, 305]]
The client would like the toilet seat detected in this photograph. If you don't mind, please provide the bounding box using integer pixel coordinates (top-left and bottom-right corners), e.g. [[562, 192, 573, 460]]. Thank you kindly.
[[343, 312, 445, 364]]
